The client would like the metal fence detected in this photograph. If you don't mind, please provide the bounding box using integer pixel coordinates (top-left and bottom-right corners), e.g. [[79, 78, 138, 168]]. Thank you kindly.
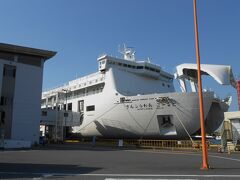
[[67, 138, 209, 150]]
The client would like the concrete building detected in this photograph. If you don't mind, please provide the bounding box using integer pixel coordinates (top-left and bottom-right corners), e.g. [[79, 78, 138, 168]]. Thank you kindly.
[[221, 111, 240, 151], [0, 43, 56, 147]]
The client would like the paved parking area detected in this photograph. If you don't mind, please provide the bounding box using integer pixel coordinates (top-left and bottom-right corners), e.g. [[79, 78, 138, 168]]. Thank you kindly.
[[0, 144, 240, 179]]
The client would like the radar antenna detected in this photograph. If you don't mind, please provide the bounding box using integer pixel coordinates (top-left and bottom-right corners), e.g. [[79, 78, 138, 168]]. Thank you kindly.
[[118, 44, 136, 61]]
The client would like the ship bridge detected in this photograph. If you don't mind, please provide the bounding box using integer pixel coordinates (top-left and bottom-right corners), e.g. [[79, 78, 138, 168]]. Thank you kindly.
[[97, 47, 173, 81]]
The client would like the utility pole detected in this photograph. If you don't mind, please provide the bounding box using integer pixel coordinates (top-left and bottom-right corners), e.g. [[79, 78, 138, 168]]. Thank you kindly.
[[193, 0, 209, 170], [62, 89, 69, 141], [54, 92, 59, 143]]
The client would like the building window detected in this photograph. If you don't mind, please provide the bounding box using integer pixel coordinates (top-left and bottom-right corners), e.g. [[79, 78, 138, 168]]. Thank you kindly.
[[0, 96, 7, 105], [86, 105, 95, 111], [0, 111, 5, 124], [3, 65, 16, 78], [0, 52, 14, 61], [42, 111, 47, 116]]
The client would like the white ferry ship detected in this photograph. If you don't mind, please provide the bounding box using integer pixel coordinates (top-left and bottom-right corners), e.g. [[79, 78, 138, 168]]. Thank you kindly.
[[41, 46, 235, 139]]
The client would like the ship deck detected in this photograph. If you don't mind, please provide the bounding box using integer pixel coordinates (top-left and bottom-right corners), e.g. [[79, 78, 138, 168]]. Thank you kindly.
[[1, 144, 240, 180]]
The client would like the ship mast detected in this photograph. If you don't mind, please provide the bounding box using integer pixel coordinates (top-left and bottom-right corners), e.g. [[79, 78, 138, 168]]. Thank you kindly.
[[119, 44, 136, 61]]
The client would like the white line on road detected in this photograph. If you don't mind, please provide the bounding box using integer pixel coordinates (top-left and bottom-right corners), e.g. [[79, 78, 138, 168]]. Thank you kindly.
[[124, 149, 240, 162], [105, 179, 197, 180], [1, 172, 240, 178], [105, 178, 197, 180]]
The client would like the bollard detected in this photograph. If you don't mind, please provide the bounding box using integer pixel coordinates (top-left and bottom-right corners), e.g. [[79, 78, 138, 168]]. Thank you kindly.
[[92, 136, 96, 147], [118, 139, 123, 147]]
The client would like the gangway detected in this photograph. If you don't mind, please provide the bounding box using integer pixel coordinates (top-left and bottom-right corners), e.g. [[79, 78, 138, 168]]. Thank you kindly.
[[40, 109, 82, 142]]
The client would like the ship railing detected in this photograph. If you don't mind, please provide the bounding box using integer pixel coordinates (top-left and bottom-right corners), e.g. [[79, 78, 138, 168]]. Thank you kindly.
[[69, 72, 104, 85]]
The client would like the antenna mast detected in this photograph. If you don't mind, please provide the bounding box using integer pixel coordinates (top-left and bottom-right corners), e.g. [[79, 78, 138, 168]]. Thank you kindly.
[[119, 44, 136, 61]]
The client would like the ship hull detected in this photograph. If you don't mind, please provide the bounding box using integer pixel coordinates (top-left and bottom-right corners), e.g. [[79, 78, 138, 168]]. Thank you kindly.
[[74, 91, 226, 139]]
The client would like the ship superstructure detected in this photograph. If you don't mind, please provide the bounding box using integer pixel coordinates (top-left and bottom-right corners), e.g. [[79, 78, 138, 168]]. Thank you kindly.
[[41, 46, 234, 139]]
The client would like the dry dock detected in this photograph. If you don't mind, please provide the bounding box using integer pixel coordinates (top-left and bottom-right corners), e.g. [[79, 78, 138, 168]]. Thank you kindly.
[[1, 144, 240, 180]]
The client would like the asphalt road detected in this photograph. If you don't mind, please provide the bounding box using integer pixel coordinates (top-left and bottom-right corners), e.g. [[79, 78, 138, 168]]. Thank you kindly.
[[1, 144, 240, 180]]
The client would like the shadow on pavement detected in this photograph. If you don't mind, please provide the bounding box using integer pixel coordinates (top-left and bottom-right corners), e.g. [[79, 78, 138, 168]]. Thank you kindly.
[[0, 162, 101, 179], [33, 143, 137, 151]]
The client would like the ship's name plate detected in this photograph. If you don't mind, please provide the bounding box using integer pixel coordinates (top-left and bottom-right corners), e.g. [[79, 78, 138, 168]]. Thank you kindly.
[[118, 96, 177, 110]]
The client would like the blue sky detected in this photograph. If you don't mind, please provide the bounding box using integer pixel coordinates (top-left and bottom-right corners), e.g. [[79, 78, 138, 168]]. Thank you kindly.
[[0, 0, 239, 110]]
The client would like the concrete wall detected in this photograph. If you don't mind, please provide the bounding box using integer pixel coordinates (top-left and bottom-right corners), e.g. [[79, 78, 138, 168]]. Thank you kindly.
[[224, 111, 240, 143], [11, 62, 43, 144], [0, 58, 43, 144]]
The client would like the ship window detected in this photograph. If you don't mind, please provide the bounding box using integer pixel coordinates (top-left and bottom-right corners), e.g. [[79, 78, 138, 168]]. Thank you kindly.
[[167, 84, 170, 88], [120, 97, 125, 103], [156, 69, 160, 73], [68, 103, 72, 111], [137, 66, 143, 69], [162, 83, 165, 87], [150, 67, 155, 71], [128, 65, 132, 68], [145, 66, 150, 70], [123, 64, 127, 67], [132, 66, 136, 69], [118, 63, 122, 66], [78, 100, 84, 112], [102, 60, 105, 64], [86, 105, 95, 111]]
